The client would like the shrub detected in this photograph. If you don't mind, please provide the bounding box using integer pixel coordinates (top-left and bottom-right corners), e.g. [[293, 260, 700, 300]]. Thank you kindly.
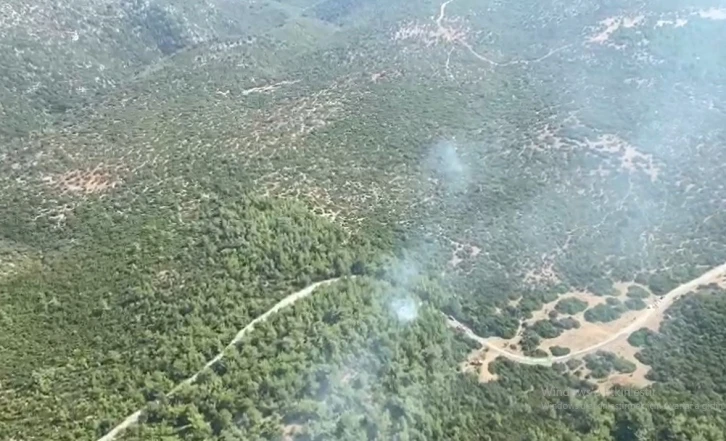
[[550, 346, 571, 357], [555, 297, 588, 315]]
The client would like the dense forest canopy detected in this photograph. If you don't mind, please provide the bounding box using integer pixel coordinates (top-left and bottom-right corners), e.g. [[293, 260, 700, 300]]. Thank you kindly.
[[2, 0, 726, 440]]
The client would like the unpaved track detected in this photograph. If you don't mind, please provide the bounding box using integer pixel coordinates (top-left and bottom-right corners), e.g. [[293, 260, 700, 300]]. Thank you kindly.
[[433, 0, 570, 67], [96, 278, 344, 441], [451, 262, 726, 366], [95, 262, 726, 440]]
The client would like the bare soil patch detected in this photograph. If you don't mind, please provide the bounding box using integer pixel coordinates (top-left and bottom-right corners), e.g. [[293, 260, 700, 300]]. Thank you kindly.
[[519, 121, 659, 182], [43, 164, 122, 195], [537, 301, 637, 351], [526, 289, 606, 325], [453, 262, 726, 393], [583, 134, 660, 181], [448, 240, 481, 268], [592, 338, 653, 394], [586, 15, 645, 46], [282, 424, 304, 441], [456, 281, 659, 388], [241, 80, 299, 96], [461, 347, 498, 382]]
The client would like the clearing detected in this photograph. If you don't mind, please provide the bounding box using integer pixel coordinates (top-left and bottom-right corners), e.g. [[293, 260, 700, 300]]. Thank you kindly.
[[451, 261, 726, 393]]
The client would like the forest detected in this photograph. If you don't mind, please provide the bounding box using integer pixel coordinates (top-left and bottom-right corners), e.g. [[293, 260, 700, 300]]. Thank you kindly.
[[2, 0, 726, 440]]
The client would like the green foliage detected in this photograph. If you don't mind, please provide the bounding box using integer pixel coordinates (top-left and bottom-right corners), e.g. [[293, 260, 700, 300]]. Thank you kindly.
[[529, 319, 562, 339], [566, 358, 583, 370], [628, 328, 656, 348], [554, 297, 588, 315], [605, 297, 622, 306], [553, 316, 581, 330], [648, 272, 678, 296], [520, 329, 541, 353], [550, 346, 571, 357], [626, 285, 650, 299], [584, 304, 627, 323], [624, 297, 647, 311], [307, 0, 372, 24], [0, 193, 374, 440], [588, 278, 617, 297], [123, 0, 189, 55], [639, 288, 726, 393], [584, 351, 636, 379], [3, 1, 726, 440]]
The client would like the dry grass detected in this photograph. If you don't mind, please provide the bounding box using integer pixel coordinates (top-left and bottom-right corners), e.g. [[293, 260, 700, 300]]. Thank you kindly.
[[533, 283, 654, 380]]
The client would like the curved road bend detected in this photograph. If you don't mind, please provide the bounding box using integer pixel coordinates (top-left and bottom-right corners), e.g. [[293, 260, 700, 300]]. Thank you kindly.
[[449, 262, 726, 366], [97, 261, 726, 440], [97, 277, 345, 441]]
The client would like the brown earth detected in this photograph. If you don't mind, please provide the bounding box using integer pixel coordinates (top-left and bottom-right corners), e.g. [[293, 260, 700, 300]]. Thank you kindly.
[[452, 263, 726, 393], [43, 164, 122, 195]]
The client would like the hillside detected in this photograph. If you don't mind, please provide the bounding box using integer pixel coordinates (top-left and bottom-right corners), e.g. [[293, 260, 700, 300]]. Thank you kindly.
[[2, 0, 726, 440]]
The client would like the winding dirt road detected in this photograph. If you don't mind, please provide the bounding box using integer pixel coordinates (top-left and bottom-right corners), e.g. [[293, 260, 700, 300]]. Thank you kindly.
[[96, 277, 344, 441], [433, 0, 570, 67], [96, 261, 726, 440], [449, 262, 726, 366]]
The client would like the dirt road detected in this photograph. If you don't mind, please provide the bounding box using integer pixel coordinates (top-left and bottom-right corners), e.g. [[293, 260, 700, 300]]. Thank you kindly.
[[96, 278, 344, 441], [98, 261, 726, 440], [449, 262, 726, 366], [433, 0, 569, 67]]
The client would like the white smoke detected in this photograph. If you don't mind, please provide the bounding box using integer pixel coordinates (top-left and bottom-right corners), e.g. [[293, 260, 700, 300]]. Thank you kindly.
[[426, 140, 470, 193], [390, 296, 419, 323]]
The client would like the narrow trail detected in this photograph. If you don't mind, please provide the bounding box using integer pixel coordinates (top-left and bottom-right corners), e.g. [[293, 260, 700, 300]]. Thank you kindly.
[[96, 278, 344, 441], [434, 0, 571, 68], [450, 261, 726, 366], [435, 0, 455, 27]]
